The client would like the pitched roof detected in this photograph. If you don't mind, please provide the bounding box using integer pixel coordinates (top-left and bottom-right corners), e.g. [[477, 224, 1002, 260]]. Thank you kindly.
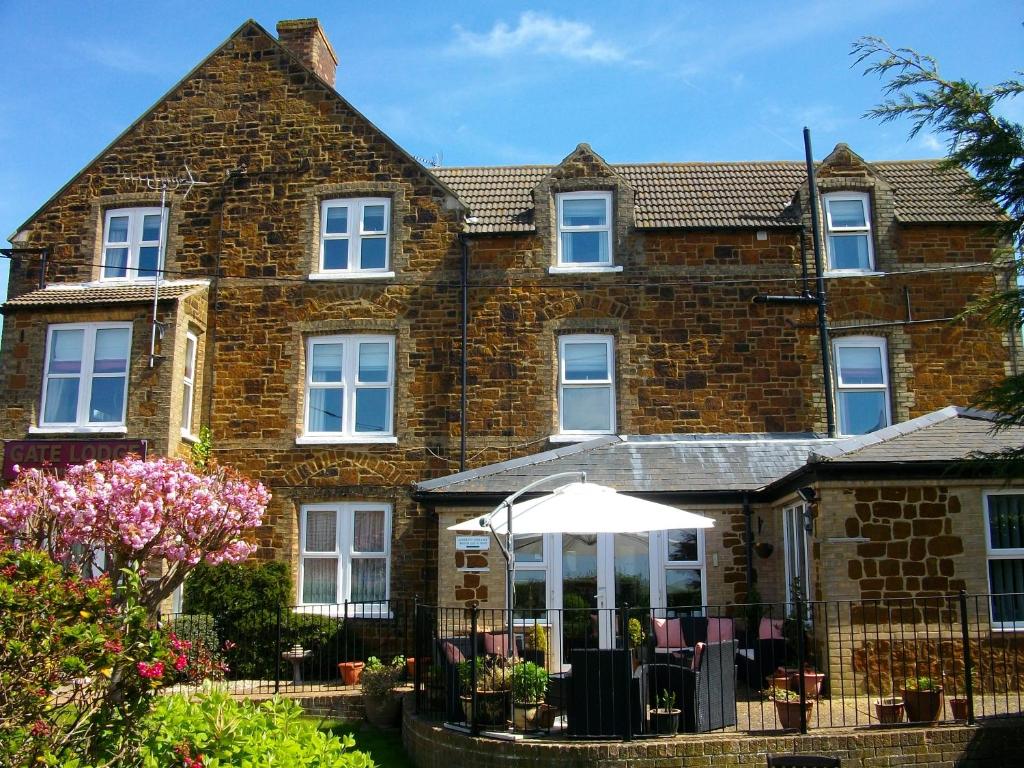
[[2, 280, 209, 310], [435, 160, 1005, 234], [810, 406, 1022, 463], [415, 433, 833, 497]]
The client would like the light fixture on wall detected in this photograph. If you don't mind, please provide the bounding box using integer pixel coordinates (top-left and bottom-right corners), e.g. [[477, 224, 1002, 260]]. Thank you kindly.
[[796, 486, 817, 504]]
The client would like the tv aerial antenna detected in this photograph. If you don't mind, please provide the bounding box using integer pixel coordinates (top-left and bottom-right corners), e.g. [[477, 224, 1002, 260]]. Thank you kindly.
[[121, 164, 212, 367]]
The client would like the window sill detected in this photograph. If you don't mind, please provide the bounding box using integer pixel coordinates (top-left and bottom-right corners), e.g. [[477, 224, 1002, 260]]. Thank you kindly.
[[823, 270, 883, 278], [29, 425, 128, 435], [293, 604, 393, 619], [548, 433, 614, 444], [180, 430, 200, 444], [548, 265, 623, 275], [295, 435, 398, 446], [309, 271, 396, 281]]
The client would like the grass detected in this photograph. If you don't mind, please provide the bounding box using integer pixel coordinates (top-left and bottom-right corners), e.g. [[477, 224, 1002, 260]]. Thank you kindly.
[[316, 719, 416, 768]]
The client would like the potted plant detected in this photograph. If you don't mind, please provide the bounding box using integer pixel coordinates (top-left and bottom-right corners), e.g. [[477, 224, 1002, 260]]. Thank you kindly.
[[790, 664, 826, 699], [510, 661, 548, 731], [649, 689, 681, 735], [948, 667, 979, 721], [457, 657, 512, 727], [875, 695, 905, 724], [338, 659, 365, 686], [902, 675, 944, 723], [766, 685, 814, 731], [361, 655, 405, 727], [627, 617, 647, 669], [521, 624, 548, 667]]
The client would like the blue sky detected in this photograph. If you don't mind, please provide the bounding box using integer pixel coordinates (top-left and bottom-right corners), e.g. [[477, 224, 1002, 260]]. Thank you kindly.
[[1, 1, 1021, 316]]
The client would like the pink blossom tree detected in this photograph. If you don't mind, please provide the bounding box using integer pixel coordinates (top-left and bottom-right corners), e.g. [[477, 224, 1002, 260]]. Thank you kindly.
[[0, 456, 270, 611]]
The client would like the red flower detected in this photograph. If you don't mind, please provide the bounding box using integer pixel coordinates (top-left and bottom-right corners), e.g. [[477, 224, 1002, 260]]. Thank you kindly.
[[174, 654, 188, 672], [137, 661, 165, 679]]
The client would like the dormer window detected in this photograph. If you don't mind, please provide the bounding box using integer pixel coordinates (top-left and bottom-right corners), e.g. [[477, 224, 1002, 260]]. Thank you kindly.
[[102, 208, 165, 280], [823, 192, 874, 272], [557, 191, 612, 267]]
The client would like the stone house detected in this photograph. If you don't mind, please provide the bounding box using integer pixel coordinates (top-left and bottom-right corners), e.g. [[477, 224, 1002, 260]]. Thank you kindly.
[[1, 17, 1021, 654]]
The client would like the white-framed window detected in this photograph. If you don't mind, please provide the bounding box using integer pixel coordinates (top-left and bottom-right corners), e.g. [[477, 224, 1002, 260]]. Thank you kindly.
[[41, 323, 132, 429], [102, 207, 166, 280], [303, 335, 395, 441], [556, 191, 612, 266], [823, 192, 874, 272], [782, 502, 811, 615], [558, 334, 615, 435], [318, 198, 391, 275], [833, 336, 891, 436], [513, 534, 548, 623], [180, 331, 198, 437], [984, 491, 1024, 630], [661, 528, 706, 614], [299, 503, 391, 607]]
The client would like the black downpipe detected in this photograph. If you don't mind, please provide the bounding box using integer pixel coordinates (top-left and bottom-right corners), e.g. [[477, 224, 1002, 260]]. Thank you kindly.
[[743, 493, 754, 596], [459, 233, 469, 472], [803, 128, 837, 439]]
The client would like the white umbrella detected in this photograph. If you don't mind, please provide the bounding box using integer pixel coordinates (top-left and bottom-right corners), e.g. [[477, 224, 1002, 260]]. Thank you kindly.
[[448, 481, 715, 535]]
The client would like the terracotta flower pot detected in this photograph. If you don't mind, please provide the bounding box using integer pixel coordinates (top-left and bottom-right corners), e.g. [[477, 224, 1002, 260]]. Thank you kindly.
[[789, 670, 826, 698], [875, 697, 905, 724], [774, 699, 814, 730], [338, 660, 365, 686], [902, 686, 944, 723], [949, 697, 969, 720]]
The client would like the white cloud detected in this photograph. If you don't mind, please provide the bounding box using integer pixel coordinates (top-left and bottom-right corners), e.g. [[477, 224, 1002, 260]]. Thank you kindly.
[[450, 12, 626, 63], [69, 40, 167, 75], [919, 133, 944, 153]]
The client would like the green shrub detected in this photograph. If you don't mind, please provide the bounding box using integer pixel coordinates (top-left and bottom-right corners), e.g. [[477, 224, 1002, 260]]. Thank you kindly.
[[140, 687, 375, 767], [361, 656, 405, 701], [511, 661, 548, 704]]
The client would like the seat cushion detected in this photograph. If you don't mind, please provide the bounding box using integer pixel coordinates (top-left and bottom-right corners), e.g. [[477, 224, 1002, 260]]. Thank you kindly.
[[482, 631, 516, 657], [759, 617, 784, 640], [707, 618, 734, 642], [441, 640, 465, 664], [652, 617, 686, 648]]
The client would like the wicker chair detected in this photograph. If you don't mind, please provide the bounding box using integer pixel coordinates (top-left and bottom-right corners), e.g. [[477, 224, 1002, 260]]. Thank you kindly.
[[681, 639, 738, 732]]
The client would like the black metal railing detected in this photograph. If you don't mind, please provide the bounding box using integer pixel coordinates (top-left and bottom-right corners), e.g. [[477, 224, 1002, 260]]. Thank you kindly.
[[161, 597, 416, 694], [412, 592, 1024, 739]]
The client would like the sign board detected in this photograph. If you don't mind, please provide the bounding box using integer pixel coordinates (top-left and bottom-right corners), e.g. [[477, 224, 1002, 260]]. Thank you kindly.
[[456, 535, 491, 552], [2, 439, 148, 481]]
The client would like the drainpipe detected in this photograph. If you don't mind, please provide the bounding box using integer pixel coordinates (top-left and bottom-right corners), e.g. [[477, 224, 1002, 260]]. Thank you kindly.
[[459, 232, 470, 472], [743, 493, 754, 597], [0, 247, 50, 289], [803, 127, 837, 438]]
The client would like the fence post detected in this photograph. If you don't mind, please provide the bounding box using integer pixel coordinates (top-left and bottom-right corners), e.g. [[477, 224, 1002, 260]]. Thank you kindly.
[[622, 603, 633, 741], [958, 590, 975, 725], [343, 599, 350, 660], [470, 603, 479, 736], [795, 596, 808, 734], [274, 604, 282, 695]]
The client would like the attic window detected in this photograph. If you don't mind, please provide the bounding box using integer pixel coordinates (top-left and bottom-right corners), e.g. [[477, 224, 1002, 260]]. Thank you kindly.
[[556, 191, 612, 267], [823, 192, 874, 272]]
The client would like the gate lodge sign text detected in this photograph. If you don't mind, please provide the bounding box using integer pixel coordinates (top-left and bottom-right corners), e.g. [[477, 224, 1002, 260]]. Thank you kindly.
[[2, 440, 148, 480]]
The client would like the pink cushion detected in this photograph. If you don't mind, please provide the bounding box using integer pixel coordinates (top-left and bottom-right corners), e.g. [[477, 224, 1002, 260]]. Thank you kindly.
[[442, 641, 464, 664], [758, 617, 784, 640], [483, 632, 515, 657], [707, 618, 734, 643], [652, 617, 686, 648], [692, 641, 706, 671]]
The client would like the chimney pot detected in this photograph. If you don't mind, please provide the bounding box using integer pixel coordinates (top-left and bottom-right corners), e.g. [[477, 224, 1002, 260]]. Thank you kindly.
[[276, 18, 338, 87]]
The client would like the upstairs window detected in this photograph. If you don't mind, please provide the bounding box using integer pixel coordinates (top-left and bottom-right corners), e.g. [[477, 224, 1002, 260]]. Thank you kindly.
[[823, 192, 874, 272], [41, 323, 132, 429], [102, 208, 165, 280], [558, 334, 614, 435], [833, 336, 890, 436], [319, 198, 391, 275], [557, 191, 612, 266], [181, 331, 198, 437], [304, 335, 395, 440], [985, 492, 1024, 630]]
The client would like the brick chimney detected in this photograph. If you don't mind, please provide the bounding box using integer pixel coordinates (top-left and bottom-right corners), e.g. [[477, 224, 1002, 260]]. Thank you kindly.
[[276, 18, 339, 87]]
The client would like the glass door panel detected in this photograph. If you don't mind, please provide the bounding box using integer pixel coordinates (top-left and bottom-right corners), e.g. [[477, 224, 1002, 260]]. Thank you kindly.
[[561, 534, 599, 662], [613, 532, 650, 646]]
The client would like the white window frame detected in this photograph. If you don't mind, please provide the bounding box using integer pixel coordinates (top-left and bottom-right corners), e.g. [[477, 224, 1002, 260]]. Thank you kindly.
[[983, 490, 1024, 631], [833, 336, 891, 436], [557, 334, 615, 436], [782, 502, 811, 616], [556, 191, 614, 268], [512, 533, 550, 626], [315, 197, 392, 278], [298, 502, 392, 613], [823, 191, 875, 273], [653, 528, 707, 615], [301, 334, 396, 444], [38, 322, 132, 431], [101, 207, 166, 281], [180, 331, 198, 438]]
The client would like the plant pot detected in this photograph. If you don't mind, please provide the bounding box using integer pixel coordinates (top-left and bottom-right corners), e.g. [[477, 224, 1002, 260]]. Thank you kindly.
[[649, 707, 681, 735], [338, 661, 365, 686], [460, 690, 510, 727], [875, 697, 905, 724], [774, 699, 814, 730], [902, 687, 943, 723], [512, 701, 541, 731], [949, 697, 969, 720], [789, 670, 826, 698], [535, 703, 559, 731], [363, 694, 402, 728]]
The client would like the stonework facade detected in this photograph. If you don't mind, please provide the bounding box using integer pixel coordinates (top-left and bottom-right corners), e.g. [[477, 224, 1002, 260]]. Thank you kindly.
[[0, 17, 1019, 627]]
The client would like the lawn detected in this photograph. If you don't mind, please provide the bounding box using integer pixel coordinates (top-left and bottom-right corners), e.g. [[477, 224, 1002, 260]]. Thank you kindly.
[[317, 719, 416, 768]]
